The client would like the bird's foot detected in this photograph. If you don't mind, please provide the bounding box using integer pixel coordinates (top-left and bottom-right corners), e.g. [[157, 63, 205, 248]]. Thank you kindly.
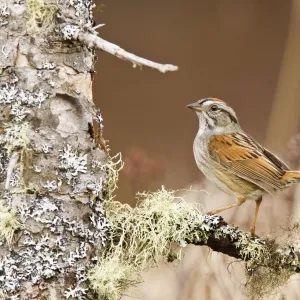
[[250, 226, 259, 238], [206, 210, 217, 216]]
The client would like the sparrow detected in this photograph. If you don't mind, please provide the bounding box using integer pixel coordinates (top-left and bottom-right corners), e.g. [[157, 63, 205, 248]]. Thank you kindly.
[[188, 97, 300, 236]]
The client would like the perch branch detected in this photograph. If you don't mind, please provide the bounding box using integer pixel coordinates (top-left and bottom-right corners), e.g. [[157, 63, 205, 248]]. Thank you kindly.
[[92, 189, 299, 298], [184, 215, 300, 273]]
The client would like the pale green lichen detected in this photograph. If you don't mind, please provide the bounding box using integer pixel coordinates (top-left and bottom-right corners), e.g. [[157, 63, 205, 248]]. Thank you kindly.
[[0, 200, 23, 245], [100, 153, 123, 201], [88, 255, 141, 300], [235, 233, 269, 267], [26, 0, 58, 32], [246, 266, 293, 300], [89, 187, 206, 299], [245, 222, 300, 299]]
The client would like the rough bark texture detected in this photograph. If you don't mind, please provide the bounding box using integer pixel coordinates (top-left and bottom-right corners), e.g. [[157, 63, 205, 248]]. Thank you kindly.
[[0, 0, 110, 298]]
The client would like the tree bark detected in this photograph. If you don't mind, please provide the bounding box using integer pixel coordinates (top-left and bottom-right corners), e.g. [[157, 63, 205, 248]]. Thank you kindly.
[[0, 0, 109, 298]]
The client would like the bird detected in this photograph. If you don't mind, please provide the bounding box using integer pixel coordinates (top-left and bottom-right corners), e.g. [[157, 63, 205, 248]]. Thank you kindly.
[[187, 97, 300, 236]]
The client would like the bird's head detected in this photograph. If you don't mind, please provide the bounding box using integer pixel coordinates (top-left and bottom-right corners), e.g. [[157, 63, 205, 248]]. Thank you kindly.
[[187, 97, 240, 133]]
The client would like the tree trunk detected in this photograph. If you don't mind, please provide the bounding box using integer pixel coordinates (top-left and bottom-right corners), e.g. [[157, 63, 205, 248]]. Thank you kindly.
[[0, 0, 110, 298]]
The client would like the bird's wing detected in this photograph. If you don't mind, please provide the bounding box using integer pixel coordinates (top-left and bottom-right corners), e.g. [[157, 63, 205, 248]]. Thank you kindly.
[[208, 132, 288, 193]]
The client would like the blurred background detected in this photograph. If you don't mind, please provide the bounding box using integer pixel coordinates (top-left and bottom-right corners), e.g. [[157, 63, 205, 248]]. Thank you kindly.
[[94, 1, 300, 299]]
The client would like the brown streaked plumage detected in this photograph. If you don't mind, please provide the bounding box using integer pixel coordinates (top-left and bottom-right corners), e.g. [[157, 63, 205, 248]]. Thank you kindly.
[[188, 97, 300, 236]]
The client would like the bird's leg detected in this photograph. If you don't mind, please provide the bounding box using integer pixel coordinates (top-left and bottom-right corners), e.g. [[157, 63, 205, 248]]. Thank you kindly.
[[250, 196, 262, 237], [207, 197, 246, 215]]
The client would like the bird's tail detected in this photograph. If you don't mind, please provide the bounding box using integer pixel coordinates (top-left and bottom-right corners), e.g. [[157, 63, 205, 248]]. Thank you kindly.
[[281, 171, 300, 185]]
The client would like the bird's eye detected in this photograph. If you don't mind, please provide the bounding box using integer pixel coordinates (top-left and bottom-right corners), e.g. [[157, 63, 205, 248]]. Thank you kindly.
[[210, 105, 218, 111]]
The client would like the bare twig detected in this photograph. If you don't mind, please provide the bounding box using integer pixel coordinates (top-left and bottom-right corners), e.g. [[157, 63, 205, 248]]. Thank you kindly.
[[76, 31, 178, 73], [92, 24, 105, 30], [5, 152, 19, 190]]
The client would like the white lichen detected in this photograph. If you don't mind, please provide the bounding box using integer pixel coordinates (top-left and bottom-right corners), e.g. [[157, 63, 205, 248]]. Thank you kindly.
[[9, 167, 22, 188], [67, 0, 95, 25], [86, 179, 103, 195], [42, 144, 50, 154], [59, 144, 87, 184], [43, 180, 59, 191], [0, 5, 10, 17], [61, 24, 80, 40], [41, 61, 56, 70], [10, 102, 28, 122], [0, 84, 49, 108], [96, 109, 104, 130]]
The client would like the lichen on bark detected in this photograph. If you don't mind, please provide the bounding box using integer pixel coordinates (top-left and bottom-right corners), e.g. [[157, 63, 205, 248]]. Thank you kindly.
[[0, 0, 111, 298]]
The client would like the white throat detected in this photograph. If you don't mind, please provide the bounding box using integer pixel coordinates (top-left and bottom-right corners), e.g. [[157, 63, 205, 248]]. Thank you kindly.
[[197, 112, 241, 138]]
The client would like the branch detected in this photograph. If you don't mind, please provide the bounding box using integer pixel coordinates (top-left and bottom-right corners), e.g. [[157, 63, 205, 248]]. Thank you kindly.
[[185, 215, 300, 273], [78, 32, 178, 73], [61, 25, 178, 73], [90, 188, 300, 299]]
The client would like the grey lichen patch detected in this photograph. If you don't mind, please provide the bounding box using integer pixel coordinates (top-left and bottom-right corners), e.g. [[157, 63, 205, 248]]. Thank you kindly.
[[0, 5, 10, 18], [0, 83, 50, 192], [25, 0, 58, 32], [59, 144, 87, 185], [0, 80, 111, 297], [0, 190, 111, 297], [0, 4, 10, 27], [66, 0, 95, 26], [61, 24, 80, 41], [68, 0, 94, 19], [0, 83, 49, 110]]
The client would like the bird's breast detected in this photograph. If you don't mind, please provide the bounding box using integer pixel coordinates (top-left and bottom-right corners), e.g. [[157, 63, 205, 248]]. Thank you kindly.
[[193, 136, 263, 198]]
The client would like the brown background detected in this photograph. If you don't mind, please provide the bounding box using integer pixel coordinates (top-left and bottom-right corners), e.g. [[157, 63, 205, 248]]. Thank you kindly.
[[93, 2, 300, 299], [94, 0, 291, 202]]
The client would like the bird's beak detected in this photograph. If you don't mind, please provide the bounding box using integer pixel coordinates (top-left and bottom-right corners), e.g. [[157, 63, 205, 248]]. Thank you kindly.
[[187, 102, 205, 112]]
